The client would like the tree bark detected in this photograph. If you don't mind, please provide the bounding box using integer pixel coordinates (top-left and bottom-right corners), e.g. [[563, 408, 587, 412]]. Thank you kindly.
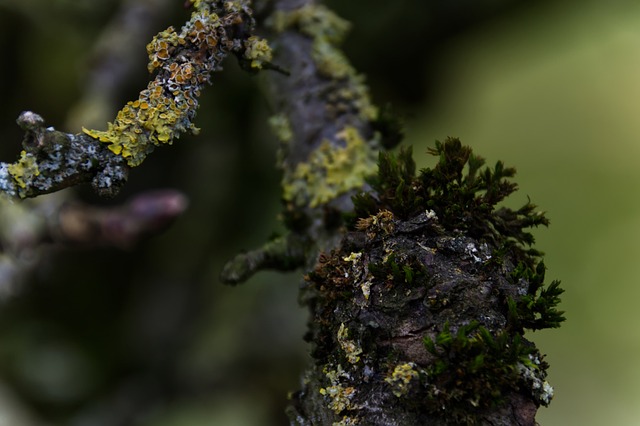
[[255, 1, 562, 425]]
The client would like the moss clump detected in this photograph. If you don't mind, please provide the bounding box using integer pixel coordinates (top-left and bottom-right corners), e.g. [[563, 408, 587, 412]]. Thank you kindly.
[[422, 321, 552, 420], [353, 138, 552, 264], [368, 251, 426, 286], [508, 261, 565, 330], [353, 138, 565, 331]]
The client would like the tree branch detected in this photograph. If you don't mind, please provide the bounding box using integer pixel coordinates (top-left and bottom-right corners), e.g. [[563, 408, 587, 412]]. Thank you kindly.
[[220, 0, 384, 282], [0, 189, 188, 296], [1, 0, 271, 199], [66, 0, 176, 131], [222, 2, 563, 425], [0, 111, 129, 199]]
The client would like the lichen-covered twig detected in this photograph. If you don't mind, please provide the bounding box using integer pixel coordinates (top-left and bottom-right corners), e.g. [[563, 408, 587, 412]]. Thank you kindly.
[[66, 0, 176, 131], [0, 111, 129, 199], [220, 233, 309, 285], [218, 2, 564, 425], [220, 0, 387, 283], [0, 0, 193, 296], [1, 0, 272, 199], [82, 0, 271, 167]]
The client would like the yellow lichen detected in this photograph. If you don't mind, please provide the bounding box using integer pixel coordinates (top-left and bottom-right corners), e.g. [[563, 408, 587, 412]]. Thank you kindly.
[[82, 83, 198, 166], [283, 125, 377, 208], [243, 36, 273, 69], [360, 280, 371, 300], [146, 26, 186, 73], [82, 4, 232, 167], [319, 365, 357, 414], [385, 362, 420, 397], [333, 415, 359, 426], [337, 323, 362, 364], [271, 5, 352, 79], [271, 4, 351, 44], [7, 151, 39, 190], [342, 252, 361, 263], [312, 39, 353, 80], [319, 385, 356, 413]]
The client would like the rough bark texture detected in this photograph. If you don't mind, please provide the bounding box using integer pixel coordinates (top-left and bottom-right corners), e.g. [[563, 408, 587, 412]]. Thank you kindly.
[[265, 0, 379, 251], [222, 0, 381, 282], [291, 212, 545, 425], [255, 1, 560, 425]]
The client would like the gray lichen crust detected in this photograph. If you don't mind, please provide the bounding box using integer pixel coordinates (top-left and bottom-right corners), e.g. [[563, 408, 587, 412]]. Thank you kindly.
[[0, 112, 128, 199]]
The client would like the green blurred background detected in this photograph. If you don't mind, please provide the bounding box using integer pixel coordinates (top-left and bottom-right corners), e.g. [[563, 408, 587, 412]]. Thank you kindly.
[[0, 0, 638, 424]]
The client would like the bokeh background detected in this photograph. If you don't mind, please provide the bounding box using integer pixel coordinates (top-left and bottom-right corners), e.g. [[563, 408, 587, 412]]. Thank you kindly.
[[0, 0, 638, 424]]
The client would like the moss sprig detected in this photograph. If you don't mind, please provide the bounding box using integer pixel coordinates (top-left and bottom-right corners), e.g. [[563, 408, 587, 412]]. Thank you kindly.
[[508, 261, 565, 330], [422, 321, 552, 420], [353, 137, 549, 252], [368, 252, 426, 286]]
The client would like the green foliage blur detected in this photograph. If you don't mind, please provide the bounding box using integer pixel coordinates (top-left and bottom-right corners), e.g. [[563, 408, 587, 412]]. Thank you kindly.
[[0, 0, 637, 425]]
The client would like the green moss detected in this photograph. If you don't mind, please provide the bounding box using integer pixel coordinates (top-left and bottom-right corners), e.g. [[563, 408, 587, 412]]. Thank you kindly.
[[508, 261, 565, 330], [422, 321, 552, 420], [283, 126, 377, 208], [368, 251, 426, 286], [351, 138, 564, 330], [354, 138, 551, 258]]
